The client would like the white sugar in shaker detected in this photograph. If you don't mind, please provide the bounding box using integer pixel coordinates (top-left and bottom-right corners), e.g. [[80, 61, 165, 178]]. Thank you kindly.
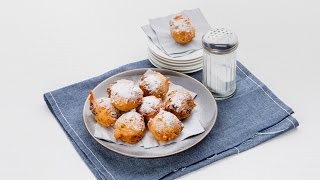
[[202, 28, 238, 100]]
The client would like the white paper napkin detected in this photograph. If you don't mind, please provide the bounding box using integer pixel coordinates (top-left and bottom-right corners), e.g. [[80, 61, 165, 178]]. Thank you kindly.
[[143, 8, 211, 57], [93, 82, 205, 149]]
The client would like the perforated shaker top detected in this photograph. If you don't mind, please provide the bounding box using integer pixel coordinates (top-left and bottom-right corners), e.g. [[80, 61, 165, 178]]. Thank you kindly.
[[202, 28, 238, 54]]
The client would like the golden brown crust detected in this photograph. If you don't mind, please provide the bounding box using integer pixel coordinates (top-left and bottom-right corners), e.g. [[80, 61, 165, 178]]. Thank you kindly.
[[89, 91, 121, 127], [114, 111, 146, 144], [148, 110, 183, 142], [111, 97, 143, 112], [139, 71, 170, 99], [163, 90, 196, 120], [169, 15, 195, 44], [107, 79, 143, 111]]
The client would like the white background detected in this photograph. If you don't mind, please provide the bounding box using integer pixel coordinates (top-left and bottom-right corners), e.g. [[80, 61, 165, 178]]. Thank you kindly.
[[0, 0, 319, 179]]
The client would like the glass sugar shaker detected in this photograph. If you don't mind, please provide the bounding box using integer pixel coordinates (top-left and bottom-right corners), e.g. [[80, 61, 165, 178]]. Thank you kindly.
[[202, 28, 238, 100]]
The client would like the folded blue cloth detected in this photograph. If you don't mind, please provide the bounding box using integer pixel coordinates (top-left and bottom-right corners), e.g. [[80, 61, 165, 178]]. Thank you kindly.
[[44, 60, 299, 180]]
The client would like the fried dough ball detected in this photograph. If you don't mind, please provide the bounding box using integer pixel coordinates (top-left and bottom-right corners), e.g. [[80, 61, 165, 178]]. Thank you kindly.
[[147, 110, 183, 142], [163, 90, 196, 120], [89, 91, 121, 127], [107, 79, 143, 112], [114, 111, 146, 144], [137, 96, 162, 122], [169, 15, 195, 44], [139, 70, 170, 99]]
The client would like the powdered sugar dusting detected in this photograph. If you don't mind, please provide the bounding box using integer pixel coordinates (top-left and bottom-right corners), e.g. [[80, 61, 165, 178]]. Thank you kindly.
[[96, 97, 119, 118], [169, 15, 193, 33], [157, 110, 180, 129], [168, 90, 191, 112], [110, 79, 142, 100], [96, 97, 112, 109], [139, 96, 162, 114], [116, 111, 145, 131], [143, 74, 161, 92]]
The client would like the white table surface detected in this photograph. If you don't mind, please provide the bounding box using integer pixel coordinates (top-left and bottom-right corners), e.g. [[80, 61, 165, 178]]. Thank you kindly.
[[1, 0, 319, 179]]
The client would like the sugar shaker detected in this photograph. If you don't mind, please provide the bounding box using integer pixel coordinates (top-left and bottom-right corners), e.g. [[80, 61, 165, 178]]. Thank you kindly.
[[202, 28, 238, 100]]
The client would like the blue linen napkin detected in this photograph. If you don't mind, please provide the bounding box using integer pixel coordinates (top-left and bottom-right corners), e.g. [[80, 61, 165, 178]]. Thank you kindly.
[[44, 60, 299, 180]]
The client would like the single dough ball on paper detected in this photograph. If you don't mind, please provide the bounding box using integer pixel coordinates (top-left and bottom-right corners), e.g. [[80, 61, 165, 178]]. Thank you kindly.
[[107, 79, 143, 112], [139, 71, 170, 99], [114, 111, 146, 144], [148, 110, 183, 142], [169, 15, 196, 44], [163, 90, 196, 120], [137, 96, 162, 122], [89, 91, 121, 127]]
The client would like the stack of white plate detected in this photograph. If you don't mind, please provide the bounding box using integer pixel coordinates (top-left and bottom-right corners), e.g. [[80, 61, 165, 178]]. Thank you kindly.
[[147, 39, 203, 73]]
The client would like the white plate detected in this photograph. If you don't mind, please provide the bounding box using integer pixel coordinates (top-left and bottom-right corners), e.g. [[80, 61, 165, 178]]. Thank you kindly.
[[149, 57, 202, 74], [149, 48, 203, 65], [83, 68, 217, 158], [147, 39, 203, 62], [149, 53, 203, 70], [148, 56, 203, 73], [149, 49, 203, 67]]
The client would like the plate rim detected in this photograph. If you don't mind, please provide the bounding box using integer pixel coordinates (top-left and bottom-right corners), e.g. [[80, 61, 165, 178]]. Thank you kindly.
[[148, 51, 203, 67], [148, 53, 203, 70], [83, 68, 217, 158], [148, 48, 203, 64], [148, 58, 203, 74]]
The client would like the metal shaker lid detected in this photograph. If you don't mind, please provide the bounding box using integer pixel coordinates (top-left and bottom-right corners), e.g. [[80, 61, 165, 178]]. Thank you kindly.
[[202, 28, 238, 54]]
